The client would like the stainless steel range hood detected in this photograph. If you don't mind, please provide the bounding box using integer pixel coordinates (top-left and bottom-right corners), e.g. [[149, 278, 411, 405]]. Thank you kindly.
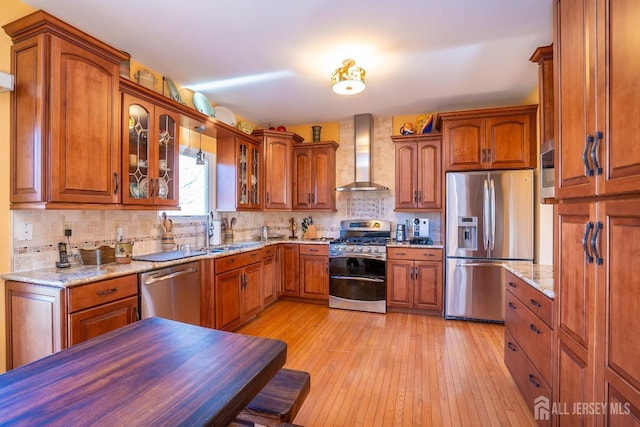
[[336, 113, 390, 192]]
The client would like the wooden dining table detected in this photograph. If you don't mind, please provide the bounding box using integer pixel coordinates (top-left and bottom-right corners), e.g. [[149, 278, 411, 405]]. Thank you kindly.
[[0, 317, 287, 426]]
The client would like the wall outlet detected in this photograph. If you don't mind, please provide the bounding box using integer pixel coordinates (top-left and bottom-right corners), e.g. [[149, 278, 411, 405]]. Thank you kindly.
[[21, 223, 33, 241]]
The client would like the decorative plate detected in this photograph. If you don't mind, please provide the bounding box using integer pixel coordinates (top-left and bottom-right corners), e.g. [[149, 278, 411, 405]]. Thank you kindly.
[[139, 178, 149, 198], [192, 92, 215, 117], [164, 77, 184, 104], [157, 177, 169, 199], [129, 182, 141, 199], [214, 105, 236, 126], [237, 120, 254, 134]]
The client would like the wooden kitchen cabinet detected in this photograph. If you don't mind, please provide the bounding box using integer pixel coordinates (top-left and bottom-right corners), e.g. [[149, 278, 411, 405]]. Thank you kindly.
[[254, 129, 303, 211], [292, 142, 338, 211], [298, 244, 329, 300], [553, 1, 640, 424], [120, 91, 179, 206], [438, 105, 537, 171], [5, 274, 138, 370], [214, 250, 263, 331], [392, 134, 442, 211], [556, 0, 640, 200], [504, 271, 554, 426], [4, 11, 127, 208], [217, 133, 262, 211], [262, 245, 280, 306], [279, 244, 300, 297], [386, 248, 443, 314]]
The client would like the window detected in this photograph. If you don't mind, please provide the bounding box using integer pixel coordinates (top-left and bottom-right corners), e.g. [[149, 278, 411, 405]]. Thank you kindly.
[[174, 147, 215, 215]]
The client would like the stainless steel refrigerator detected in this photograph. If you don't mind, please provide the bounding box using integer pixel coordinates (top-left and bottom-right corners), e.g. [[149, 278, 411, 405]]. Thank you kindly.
[[445, 170, 533, 322]]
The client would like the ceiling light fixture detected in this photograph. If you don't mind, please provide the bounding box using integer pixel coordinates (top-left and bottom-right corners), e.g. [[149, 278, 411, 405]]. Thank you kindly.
[[331, 59, 367, 95], [195, 125, 206, 165]]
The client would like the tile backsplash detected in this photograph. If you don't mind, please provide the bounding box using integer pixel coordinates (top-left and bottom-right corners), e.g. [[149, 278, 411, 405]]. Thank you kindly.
[[8, 117, 442, 272]]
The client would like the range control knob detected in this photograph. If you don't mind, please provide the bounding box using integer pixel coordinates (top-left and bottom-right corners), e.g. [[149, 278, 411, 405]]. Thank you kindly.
[[373, 247, 379, 253]]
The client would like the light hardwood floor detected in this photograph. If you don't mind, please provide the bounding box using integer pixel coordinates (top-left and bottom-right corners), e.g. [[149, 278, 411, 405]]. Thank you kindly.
[[237, 301, 537, 427]]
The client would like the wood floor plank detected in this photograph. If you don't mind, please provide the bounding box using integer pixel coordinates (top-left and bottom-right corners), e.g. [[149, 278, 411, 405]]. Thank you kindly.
[[236, 301, 536, 426]]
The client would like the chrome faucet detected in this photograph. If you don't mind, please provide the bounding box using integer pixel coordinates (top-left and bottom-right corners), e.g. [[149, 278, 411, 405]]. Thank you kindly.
[[206, 212, 215, 248]]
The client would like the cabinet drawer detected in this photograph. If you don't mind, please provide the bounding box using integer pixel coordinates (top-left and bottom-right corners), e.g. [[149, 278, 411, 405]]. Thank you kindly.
[[387, 247, 442, 261], [505, 271, 553, 327], [299, 244, 328, 256], [215, 250, 262, 274], [262, 246, 276, 258], [505, 292, 552, 386], [67, 275, 137, 313], [504, 329, 551, 427]]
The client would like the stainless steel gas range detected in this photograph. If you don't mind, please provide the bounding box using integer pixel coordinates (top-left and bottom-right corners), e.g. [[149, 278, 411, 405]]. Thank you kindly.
[[329, 219, 391, 314]]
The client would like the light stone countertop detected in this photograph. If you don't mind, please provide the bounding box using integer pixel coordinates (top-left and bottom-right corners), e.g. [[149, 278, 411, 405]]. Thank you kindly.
[[502, 261, 555, 299], [386, 241, 445, 249], [2, 239, 329, 289]]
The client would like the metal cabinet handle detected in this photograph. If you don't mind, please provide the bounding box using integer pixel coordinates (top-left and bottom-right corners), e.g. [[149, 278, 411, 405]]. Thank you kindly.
[[529, 323, 541, 335], [591, 131, 603, 175], [530, 298, 541, 308], [508, 281, 517, 288], [414, 190, 418, 204], [591, 221, 603, 265], [583, 134, 595, 177], [113, 172, 119, 194], [266, 192, 270, 203], [418, 190, 422, 203], [582, 221, 594, 264], [528, 374, 541, 388], [507, 342, 517, 352], [508, 302, 517, 310], [97, 288, 118, 296], [409, 267, 414, 280]]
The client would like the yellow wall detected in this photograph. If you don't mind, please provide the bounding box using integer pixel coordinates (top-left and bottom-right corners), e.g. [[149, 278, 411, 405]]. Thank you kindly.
[[1, 0, 36, 374]]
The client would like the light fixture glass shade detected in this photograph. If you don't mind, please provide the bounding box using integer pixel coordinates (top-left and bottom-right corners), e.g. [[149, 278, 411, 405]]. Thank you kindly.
[[331, 59, 367, 95]]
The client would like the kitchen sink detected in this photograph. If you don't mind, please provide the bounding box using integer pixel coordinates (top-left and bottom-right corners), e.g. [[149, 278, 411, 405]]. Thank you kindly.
[[202, 241, 264, 253]]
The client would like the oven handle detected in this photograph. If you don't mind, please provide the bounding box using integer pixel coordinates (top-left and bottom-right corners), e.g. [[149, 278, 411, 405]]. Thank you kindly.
[[330, 275, 385, 283], [329, 254, 386, 261]]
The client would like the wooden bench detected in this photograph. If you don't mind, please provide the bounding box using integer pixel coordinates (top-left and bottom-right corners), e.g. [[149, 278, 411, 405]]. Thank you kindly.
[[231, 368, 310, 427]]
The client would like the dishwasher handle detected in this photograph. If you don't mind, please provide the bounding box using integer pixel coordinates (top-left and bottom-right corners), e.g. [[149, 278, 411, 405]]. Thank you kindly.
[[144, 268, 198, 285]]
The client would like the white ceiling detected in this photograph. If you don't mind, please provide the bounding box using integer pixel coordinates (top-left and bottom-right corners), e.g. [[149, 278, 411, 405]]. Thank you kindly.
[[23, 0, 553, 127]]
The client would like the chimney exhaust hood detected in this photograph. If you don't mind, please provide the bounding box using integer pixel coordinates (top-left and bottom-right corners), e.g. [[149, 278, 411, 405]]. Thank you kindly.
[[336, 113, 389, 192]]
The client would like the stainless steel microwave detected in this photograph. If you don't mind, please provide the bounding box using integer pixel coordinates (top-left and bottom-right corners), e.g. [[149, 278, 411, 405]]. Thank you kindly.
[[540, 148, 555, 198]]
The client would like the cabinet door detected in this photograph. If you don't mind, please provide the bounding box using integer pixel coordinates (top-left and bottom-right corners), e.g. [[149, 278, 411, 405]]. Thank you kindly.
[[264, 137, 291, 210], [598, 200, 640, 423], [262, 253, 277, 305], [238, 141, 261, 209], [395, 142, 418, 209], [242, 263, 263, 319], [293, 149, 312, 210], [414, 261, 442, 311], [123, 94, 154, 205], [299, 255, 329, 299], [5, 282, 65, 369], [68, 296, 138, 346], [442, 117, 484, 171], [416, 139, 442, 209], [555, 0, 597, 199], [387, 260, 413, 307], [310, 146, 336, 211], [485, 113, 534, 169], [49, 36, 120, 204], [280, 244, 300, 296], [555, 201, 596, 423], [215, 269, 242, 331], [598, 0, 640, 197], [153, 107, 179, 206]]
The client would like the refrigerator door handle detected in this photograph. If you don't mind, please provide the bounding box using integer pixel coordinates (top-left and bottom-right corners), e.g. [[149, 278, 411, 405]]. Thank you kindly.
[[490, 178, 496, 250], [483, 178, 490, 251]]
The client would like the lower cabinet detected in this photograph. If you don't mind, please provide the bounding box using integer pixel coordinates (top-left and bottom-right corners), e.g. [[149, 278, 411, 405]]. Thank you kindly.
[[214, 250, 263, 331], [262, 246, 279, 306], [299, 244, 329, 300], [280, 244, 300, 297], [5, 274, 138, 370], [386, 247, 443, 313], [503, 271, 553, 426]]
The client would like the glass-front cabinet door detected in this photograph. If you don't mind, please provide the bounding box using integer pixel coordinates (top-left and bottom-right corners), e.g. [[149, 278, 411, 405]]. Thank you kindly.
[[122, 93, 179, 206], [237, 139, 260, 209]]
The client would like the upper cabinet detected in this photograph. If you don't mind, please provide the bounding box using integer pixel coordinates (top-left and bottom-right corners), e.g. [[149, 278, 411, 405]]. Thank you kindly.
[[292, 141, 338, 211], [253, 129, 303, 211], [216, 133, 262, 211], [4, 11, 127, 208], [438, 105, 538, 171], [556, 0, 640, 200], [120, 92, 179, 206], [392, 134, 442, 211]]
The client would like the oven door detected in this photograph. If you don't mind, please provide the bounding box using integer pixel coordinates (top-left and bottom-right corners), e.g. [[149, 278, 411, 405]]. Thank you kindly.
[[329, 256, 386, 313]]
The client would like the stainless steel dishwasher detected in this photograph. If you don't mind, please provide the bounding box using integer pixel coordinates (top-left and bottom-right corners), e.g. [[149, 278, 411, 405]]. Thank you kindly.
[[139, 261, 201, 326]]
